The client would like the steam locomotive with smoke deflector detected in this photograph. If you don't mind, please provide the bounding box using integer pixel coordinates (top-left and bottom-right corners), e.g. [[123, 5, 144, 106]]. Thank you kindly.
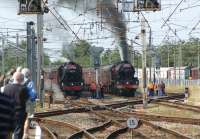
[[83, 61, 139, 96], [44, 61, 139, 97], [57, 61, 84, 98]]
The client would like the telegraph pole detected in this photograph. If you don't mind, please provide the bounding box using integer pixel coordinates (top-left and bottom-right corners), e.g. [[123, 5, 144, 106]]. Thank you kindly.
[[16, 33, 19, 66], [141, 16, 147, 108], [31, 29, 37, 87], [27, 22, 33, 69], [89, 46, 104, 99], [27, 22, 38, 89], [2, 38, 5, 74], [167, 46, 170, 85], [168, 46, 170, 68], [131, 40, 134, 66], [149, 27, 152, 82], [18, 0, 45, 107], [178, 44, 182, 84], [174, 47, 176, 81], [37, 14, 44, 107], [198, 41, 200, 84], [140, 13, 152, 84]]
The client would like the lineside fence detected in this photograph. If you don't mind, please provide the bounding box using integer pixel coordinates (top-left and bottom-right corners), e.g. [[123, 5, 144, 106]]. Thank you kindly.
[[139, 79, 200, 86]]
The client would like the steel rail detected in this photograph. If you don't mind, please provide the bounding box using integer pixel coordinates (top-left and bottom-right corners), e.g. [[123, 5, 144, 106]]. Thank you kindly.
[[125, 111, 200, 125], [141, 120, 191, 139], [34, 94, 185, 118], [33, 94, 190, 138], [91, 110, 150, 139], [106, 127, 128, 139], [97, 105, 192, 139], [104, 110, 191, 139], [40, 125, 58, 139], [70, 100, 150, 139], [153, 100, 200, 112], [36, 118, 97, 139], [68, 120, 112, 139], [77, 101, 180, 139], [87, 120, 112, 133]]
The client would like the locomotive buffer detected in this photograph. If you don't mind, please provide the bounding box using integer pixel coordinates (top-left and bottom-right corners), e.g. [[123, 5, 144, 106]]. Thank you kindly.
[[89, 46, 104, 99]]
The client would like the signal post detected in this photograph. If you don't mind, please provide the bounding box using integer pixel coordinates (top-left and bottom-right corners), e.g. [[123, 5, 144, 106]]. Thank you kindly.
[[18, 0, 48, 107], [133, 0, 161, 108], [89, 46, 104, 99]]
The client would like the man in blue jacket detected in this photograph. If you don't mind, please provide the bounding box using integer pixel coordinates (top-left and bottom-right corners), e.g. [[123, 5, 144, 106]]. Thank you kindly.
[[21, 68, 37, 139]]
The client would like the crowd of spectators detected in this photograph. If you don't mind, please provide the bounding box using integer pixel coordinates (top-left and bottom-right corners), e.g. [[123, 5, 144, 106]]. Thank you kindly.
[[0, 67, 37, 139]]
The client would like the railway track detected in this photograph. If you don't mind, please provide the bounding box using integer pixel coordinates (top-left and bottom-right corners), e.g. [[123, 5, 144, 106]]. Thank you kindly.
[[84, 109, 150, 139], [32, 94, 195, 138], [35, 94, 185, 118], [40, 125, 57, 139], [94, 108, 192, 139], [36, 118, 98, 139], [153, 99, 200, 113], [78, 97, 193, 139], [125, 111, 200, 125], [69, 120, 131, 139]]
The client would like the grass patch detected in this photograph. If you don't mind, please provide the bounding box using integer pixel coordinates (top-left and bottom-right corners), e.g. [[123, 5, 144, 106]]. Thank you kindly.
[[166, 85, 184, 93]]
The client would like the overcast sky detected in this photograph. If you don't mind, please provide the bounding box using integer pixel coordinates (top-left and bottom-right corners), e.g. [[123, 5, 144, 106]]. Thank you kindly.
[[0, 0, 200, 60]]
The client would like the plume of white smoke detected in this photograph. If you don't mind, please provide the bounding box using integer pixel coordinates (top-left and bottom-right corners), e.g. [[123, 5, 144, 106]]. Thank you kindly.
[[62, 42, 75, 61]]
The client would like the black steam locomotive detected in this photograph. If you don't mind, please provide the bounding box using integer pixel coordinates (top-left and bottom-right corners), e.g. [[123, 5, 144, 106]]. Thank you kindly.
[[109, 61, 139, 96], [55, 61, 138, 98], [83, 61, 139, 96], [57, 61, 84, 98]]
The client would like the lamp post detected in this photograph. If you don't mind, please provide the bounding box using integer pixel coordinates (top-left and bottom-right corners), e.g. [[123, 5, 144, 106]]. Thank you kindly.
[[141, 16, 147, 108]]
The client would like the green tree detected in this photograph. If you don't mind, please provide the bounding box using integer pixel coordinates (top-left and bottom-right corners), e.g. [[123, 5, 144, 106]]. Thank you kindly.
[[1, 40, 50, 73], [44, 53, 50, 66], [101, 48, 121, 65], [51, 59, 65, 66], [157, 38, 200, 67], [61, 40, 91, 67]]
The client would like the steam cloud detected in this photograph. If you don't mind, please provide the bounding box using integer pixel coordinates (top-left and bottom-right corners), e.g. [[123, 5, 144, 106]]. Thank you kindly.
[[58, 0, 129, 61]]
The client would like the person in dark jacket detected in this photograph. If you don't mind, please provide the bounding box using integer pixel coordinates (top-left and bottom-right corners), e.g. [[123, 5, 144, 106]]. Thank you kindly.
[[0, 92, 15, 139], [3, 72, 29, 139]]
